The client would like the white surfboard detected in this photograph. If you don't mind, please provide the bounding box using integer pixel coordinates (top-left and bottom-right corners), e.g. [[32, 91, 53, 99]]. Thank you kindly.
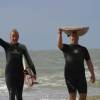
[[22, 55, 28, 70], [22, 55, 35, 87], [59, 26, 89, 36]]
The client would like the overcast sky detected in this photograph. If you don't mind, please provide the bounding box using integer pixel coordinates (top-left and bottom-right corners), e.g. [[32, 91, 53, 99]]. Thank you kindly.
[[0, 0, 99, 50]]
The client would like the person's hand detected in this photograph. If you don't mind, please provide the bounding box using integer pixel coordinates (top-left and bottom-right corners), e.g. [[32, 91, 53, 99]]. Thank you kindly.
[[32, 75, 36, 80], [24, 70, 28, 75], [90, 74, 95, 83], [58, 28, 62, 34]]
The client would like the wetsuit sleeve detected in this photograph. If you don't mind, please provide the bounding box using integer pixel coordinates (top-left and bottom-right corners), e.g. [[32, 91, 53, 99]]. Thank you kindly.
[[0, 38, 9, 50], [23, 45, 36, 75], [83, 47, 90, 61], [60, 44, 69, 52]]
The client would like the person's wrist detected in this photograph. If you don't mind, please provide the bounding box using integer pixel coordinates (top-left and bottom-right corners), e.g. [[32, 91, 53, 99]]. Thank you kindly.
[[58, 28, 62, 34], [33, 75, 36, 80]]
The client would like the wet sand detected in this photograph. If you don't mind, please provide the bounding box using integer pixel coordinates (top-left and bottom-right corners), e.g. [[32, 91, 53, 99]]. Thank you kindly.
[[0, 95, 100, 100]]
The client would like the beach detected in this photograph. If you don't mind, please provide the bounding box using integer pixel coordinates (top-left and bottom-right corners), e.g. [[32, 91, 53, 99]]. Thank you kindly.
[[0, 49, 100, 100], [0, 94, 100, 100], [0, 87, 100, 100]]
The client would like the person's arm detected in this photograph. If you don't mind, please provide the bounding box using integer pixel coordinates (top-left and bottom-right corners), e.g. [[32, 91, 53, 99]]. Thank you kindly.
[[57, 28, 63, 49], [86, 59, 95, 83], [23, 45, 36, 79], [0, 38, 9, 49]]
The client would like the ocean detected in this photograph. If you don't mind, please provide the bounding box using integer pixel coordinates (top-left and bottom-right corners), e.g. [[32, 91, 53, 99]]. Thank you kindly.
[[0, 49, 100, 100]]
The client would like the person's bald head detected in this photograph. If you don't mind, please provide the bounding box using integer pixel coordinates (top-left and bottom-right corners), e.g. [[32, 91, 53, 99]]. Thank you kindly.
[[10, 29, 19, 44]]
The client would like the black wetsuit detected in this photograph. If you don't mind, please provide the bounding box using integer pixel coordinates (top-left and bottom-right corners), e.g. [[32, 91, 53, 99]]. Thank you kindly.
[[60, 44, 90, 93], [0, 38, 36, 100]]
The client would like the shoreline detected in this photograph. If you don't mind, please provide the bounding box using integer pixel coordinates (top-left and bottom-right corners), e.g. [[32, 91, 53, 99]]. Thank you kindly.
[[0, 95, 100, 100]]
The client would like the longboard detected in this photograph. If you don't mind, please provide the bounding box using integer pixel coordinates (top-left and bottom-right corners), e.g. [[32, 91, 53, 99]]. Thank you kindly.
[[22, 55, 38, 87], [59, 26, 89, 36]]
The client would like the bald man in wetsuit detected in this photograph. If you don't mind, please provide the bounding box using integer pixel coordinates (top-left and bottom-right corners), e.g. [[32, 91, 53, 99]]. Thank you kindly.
[[0, 29, 36, 100], [57, 29, 95, 100]]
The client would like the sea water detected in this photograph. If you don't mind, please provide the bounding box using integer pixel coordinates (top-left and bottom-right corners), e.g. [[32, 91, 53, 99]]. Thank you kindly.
[[0, 49, 100, 99]]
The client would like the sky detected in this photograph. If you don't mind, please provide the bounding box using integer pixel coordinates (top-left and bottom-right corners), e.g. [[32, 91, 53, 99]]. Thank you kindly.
[[0, 0, 99, 50]]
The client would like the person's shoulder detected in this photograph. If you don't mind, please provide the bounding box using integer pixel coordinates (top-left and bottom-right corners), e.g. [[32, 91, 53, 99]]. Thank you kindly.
[[63, 43, 69, 47], [18, 43, 27, 50], [78, 44, 88, 51], [60, 43, 69, 52]]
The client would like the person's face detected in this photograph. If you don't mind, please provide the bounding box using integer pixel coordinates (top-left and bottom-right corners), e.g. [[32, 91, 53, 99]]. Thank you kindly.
[[10, 32, 19, 44], [69, 31, 79, 44]]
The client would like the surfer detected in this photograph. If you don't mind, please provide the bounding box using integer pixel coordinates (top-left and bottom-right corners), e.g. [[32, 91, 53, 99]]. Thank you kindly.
[[0, 29, 36, 100], [57, 27, 95, 100]]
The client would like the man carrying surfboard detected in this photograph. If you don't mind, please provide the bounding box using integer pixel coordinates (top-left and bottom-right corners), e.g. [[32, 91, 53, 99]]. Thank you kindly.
[[0, 29, 36, 100], [57, 26, 95, 100]]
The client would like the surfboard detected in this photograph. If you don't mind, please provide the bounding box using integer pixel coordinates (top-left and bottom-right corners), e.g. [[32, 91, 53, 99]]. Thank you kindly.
[[22, 55, 38, 87], [59, 26, 89, 36]]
